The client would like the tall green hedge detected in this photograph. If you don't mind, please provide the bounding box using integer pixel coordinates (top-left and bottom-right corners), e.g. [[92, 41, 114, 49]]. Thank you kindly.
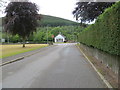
[[78, 2, 120, 55]]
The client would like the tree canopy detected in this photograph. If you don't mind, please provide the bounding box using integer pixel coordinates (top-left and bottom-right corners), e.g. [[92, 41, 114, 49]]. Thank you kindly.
[[4, 1, 40, 47], [73, 2, 114, 23]]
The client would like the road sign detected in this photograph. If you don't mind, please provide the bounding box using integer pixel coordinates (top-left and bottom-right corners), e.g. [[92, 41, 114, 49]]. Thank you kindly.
[[52, 35, 54, 38]]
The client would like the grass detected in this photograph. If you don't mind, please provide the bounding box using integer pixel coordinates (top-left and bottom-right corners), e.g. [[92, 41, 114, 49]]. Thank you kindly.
[[0, 44, 48, 58]]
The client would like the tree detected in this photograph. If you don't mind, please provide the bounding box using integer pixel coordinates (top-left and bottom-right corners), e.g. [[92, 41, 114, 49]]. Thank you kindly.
[[73, 2, 114, 23], [4, 1, 40, 47]]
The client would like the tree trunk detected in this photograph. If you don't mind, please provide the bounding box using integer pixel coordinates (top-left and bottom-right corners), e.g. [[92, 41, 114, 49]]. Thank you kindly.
[[22, 38, 26, 48]]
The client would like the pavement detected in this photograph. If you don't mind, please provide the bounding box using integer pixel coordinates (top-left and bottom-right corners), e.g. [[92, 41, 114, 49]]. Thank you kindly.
[[2, 43, 107, 88]]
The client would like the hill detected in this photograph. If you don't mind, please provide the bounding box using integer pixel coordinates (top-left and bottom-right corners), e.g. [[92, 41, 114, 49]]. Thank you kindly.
[[39, 15, 78, 27], [0, 14, 78, 30]]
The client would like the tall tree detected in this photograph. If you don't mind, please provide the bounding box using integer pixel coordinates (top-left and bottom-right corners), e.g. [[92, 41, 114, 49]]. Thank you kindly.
[[73, 2, 114, 23], [4, 1, 40, 47]]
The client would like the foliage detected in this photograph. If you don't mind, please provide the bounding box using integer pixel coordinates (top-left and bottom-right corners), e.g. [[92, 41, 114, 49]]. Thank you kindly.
[[73, 2, 114, 23], [1, 13, 84, 43], [78, 2, 120, 55], [29, 26, 84, 43], [4, 1, 40, 47], [2, 25, 84, 44]]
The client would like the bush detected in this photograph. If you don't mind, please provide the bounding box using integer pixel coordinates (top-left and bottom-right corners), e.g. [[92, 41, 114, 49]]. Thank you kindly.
[[78, 2, 120, 55]]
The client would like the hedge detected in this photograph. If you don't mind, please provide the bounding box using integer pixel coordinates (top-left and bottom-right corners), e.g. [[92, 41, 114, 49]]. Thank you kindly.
[[78, 2, 120, 55]]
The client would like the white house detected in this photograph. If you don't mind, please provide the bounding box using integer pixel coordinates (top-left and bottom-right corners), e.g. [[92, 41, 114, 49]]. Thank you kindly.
[[0, 38, 5, 43], [54, 33, 66, 43]]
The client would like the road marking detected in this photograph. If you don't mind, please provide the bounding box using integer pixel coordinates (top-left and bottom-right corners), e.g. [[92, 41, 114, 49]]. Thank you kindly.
[[76, 45, 113, 89]]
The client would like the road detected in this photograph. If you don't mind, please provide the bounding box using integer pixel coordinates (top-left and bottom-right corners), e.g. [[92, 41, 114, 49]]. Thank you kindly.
[[2, 43, 107, 88]]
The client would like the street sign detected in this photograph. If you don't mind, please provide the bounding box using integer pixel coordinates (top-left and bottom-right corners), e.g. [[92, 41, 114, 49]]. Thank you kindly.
[[52, 35, 54, 38]]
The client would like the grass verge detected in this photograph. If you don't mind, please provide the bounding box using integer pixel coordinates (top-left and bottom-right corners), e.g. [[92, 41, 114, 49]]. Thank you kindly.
[[0, 44, 48, 58]]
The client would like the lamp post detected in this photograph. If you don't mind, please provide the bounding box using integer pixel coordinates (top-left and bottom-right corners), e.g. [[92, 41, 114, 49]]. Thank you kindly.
[[7, 30, 9, 44], [47, 25, 48, 44]]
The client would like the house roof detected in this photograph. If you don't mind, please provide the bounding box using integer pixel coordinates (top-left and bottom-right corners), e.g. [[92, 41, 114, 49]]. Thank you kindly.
[[55, 33, 65, 39]]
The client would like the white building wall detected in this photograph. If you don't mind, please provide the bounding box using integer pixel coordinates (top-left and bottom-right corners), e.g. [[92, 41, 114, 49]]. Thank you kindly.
[[54, 34, 65, 43]]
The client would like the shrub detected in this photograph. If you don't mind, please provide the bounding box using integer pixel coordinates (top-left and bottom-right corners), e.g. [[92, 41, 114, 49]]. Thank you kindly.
[[78, 2, 120, 55]]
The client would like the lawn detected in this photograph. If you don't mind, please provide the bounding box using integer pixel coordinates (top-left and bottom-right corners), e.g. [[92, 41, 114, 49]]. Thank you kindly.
[[0, 44, 48, 58]]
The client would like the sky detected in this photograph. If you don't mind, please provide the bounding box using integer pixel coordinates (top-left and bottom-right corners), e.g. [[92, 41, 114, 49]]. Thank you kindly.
[[0, 0, 78, 22], [30, 0, 77, 21]]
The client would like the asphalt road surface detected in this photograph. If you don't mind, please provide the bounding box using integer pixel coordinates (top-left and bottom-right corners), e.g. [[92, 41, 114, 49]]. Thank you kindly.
[[2, 43, 107, 88]]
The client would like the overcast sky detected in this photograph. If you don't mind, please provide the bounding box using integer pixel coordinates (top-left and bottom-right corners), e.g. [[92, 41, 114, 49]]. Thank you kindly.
[[30, 0, 77, 21], [0, 0, 77, 22]]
